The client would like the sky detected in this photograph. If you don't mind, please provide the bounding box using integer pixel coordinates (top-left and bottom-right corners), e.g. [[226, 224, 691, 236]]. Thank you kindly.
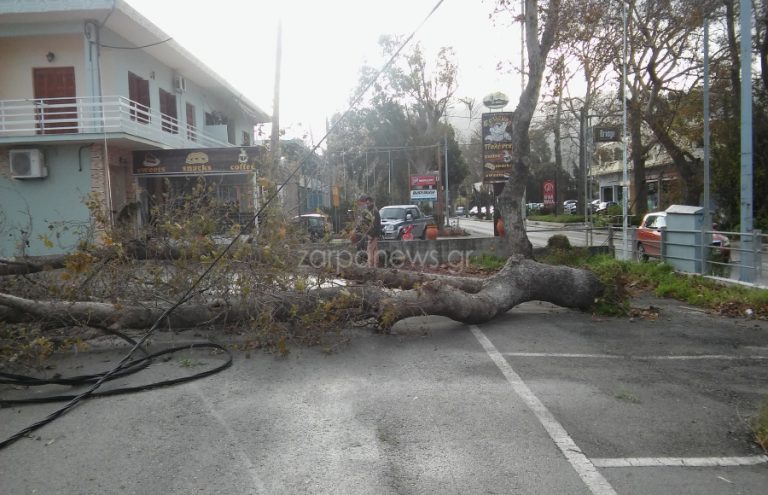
[[126, 0, 525, 143]]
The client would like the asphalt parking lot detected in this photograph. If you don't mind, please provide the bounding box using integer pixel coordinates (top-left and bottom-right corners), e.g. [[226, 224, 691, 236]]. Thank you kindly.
[[1, 296, 767, 494]]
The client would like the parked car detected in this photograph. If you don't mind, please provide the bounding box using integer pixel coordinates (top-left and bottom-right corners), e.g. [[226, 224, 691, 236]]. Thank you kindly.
[[635, 211, 731, 262], [595, 201, 618, 214], [563, 200, 577, 214], [293, 213, 331, 241], [455, 206, 466, 217], [469, 205, 494, 217], [379, 205, 432, 240]]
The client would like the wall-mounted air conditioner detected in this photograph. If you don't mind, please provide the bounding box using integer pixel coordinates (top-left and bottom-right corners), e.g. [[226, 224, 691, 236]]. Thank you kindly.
[[9, 149, 47, 179], [173, 74, 187, 93]]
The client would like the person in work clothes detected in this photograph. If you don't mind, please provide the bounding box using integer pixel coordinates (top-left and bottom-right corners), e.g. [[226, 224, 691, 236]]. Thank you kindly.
[[358, 195, 381, 268]]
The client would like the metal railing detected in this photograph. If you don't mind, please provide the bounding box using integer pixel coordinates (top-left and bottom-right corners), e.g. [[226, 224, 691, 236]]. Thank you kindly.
[[525, 220, 767, 288], [0, 96, 232, 148], [606, 225, 767, 287]]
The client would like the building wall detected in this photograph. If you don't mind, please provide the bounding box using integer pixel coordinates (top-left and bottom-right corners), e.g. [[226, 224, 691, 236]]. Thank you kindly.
[[0, 144, 93, 257], [0, 34, 86, 99], [99, 28, 252, 145]]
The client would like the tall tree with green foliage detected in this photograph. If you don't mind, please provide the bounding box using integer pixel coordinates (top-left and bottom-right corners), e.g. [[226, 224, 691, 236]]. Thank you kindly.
[[327, 38, 468, 212]]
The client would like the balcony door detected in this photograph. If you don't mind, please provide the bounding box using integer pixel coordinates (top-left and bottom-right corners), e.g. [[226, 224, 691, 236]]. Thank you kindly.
[[159, 89, 178, 134], [33, 67, 76, 134], [128, 72, 150, 124]]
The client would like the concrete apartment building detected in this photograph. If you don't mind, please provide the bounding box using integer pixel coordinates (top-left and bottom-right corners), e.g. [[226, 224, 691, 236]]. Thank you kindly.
[[0, 0, 271, 256]]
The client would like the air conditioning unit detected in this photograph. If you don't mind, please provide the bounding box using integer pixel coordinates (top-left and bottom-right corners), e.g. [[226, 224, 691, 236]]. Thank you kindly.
[[9, 149, 47, 179], [173, 74, 187, 93]]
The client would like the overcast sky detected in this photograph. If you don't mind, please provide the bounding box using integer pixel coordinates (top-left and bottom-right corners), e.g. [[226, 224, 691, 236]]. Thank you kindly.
[[126, 0, 524, 142]]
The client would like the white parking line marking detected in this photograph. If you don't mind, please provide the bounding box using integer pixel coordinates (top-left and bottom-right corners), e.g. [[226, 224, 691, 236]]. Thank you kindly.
[[591, 456, 768, 468], [191, 383, 268, 493], [470, 326, 618, 495], [503, 352, 768, 361]]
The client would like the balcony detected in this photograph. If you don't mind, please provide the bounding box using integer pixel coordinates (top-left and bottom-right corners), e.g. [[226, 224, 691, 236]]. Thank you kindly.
[[0, 96, 233, 149]]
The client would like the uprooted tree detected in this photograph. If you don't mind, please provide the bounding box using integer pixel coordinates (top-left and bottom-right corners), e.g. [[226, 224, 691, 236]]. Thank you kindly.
[[0, 0, 602, 347]]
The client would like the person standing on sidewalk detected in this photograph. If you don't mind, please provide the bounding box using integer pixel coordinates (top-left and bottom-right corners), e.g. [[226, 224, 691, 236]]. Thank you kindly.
[[358, 195, 381, 268]]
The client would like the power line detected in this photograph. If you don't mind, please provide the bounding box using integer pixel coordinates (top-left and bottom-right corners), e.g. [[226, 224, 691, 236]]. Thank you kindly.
[[99, 38, 173, 50]]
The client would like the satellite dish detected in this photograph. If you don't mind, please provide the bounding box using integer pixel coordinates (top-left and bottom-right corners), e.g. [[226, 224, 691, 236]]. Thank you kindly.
[[483, 91, 509, 109]]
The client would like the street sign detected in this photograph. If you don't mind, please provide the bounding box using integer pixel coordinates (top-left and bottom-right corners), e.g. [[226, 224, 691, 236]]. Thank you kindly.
[[410, 189, 437, 201], [594, 126, 621, 142]]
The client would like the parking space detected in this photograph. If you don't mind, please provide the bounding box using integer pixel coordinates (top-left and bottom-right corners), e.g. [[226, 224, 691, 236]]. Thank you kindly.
[[1, 297, 767, 494], [475, 300, 768, 494]]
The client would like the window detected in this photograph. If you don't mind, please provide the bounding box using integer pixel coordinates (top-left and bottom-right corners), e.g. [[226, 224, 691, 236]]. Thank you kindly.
[[159, 89, 178, 134], [186, 102, 196, 142], [128, 72, 150, 124]]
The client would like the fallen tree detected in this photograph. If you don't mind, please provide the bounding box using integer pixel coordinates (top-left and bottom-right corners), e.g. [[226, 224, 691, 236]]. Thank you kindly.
[[0, 255, 601, 332]]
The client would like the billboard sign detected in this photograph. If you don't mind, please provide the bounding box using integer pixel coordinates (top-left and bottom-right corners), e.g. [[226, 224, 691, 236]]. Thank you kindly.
[[543, 180, 556, 206], [410, 174, 437, 187], [410, 189, 438, 201], [481, 112, 514, 183], [132, 146, 266, 176]]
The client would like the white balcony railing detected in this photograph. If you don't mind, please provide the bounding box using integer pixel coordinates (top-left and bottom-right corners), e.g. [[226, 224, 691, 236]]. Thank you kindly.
[[0, 96, 233, 148]]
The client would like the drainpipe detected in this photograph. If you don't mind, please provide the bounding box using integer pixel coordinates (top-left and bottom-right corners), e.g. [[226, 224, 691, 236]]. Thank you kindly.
[[85, 18, 114, 227], [84, 20, 103, 129]]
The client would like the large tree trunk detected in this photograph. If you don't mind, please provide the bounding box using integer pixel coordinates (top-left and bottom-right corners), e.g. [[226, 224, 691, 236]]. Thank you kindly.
[[0, 257, 602, 331], [499, 0, 560, 258]]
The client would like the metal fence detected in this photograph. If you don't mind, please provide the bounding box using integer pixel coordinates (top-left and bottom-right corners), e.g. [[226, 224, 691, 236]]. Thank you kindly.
[[604, 226, 766, 287], [524, 221, 767, 288]]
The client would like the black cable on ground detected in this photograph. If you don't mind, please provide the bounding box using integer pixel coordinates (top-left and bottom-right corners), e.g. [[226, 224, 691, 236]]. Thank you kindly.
[[0, 328, 152, 387], [0, 0, 444, 451], [0, 342, 231, 406]]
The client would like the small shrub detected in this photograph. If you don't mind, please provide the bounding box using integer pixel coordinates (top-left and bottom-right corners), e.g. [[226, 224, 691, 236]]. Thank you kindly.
[[547, 234, 572, 250]]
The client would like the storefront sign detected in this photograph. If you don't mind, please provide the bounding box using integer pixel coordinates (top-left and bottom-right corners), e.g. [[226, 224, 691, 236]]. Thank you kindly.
[[481, 111, 514, 183], [410, 174, 437, 187], [410, 189, 438, 201], [132, 146, 266, 176]]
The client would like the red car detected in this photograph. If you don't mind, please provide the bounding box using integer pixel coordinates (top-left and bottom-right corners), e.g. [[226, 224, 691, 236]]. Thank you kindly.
[[635, 211, 730, 262]]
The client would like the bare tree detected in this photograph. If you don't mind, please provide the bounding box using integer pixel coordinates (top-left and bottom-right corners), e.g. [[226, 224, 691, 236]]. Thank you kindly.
[[493, 0, 561, 257]]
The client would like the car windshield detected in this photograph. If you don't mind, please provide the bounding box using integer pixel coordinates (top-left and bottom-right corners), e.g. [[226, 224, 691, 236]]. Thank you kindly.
[[380, 208, 405, 220], [645, 215, 666, 229]]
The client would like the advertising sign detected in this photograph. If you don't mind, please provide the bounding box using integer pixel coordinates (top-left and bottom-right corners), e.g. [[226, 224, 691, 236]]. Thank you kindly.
[[410, 189, 438, 201], [543, 180, 556, 206], [481, 112, 514, 183], [410, 174, 437, 187], [132, 146, 267, 176]]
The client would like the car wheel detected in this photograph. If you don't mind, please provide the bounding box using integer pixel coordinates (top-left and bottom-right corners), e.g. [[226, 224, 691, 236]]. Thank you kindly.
[[636, 243, 648, 262]]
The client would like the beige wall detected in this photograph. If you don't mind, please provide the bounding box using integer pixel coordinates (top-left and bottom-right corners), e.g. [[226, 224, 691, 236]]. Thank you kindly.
[[0, 35, 85, 99]]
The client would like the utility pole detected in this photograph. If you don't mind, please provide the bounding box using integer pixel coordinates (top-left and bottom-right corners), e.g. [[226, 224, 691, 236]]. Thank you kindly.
[[269, 20, 282, 179], [621, 0, 629, 260], [444, 132, 449, 225], [739, 0, 754, 282]]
